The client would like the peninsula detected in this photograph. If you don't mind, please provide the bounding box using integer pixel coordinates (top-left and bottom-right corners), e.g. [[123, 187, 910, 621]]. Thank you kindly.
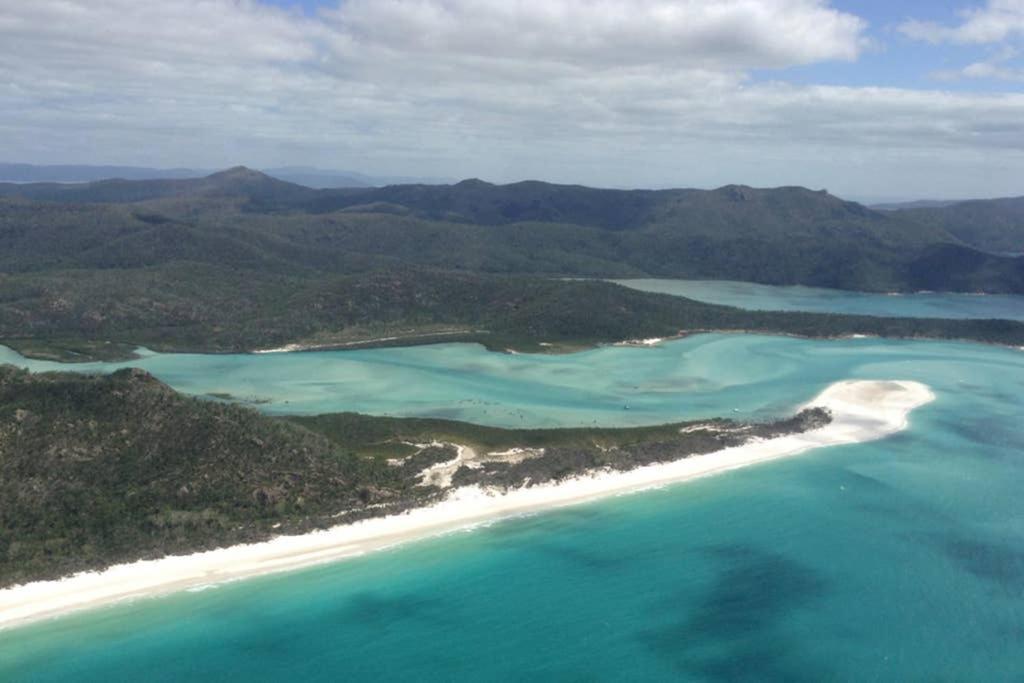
[[0, 370, 933, 630]]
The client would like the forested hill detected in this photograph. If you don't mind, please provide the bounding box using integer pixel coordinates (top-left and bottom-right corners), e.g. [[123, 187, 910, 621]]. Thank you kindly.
[[1, 168, 1022, 293], [892, 196, 1024, 256]]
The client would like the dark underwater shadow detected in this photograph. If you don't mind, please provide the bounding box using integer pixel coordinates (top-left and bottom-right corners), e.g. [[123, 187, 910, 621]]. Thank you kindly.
[[638, 543, 833, 681]]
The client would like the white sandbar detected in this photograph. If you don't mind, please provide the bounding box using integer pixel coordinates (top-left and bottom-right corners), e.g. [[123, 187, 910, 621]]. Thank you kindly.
[[0, 379, 934, 630]]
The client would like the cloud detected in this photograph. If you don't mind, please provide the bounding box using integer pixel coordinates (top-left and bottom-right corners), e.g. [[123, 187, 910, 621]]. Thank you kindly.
[[1, 0, 1024, 197], [325, 0, 866, 68], [902, 3, 1024, 86], [961, 61, 1024, 79], [935, 48, 1024, 82], [899, 0, 1024, 45]]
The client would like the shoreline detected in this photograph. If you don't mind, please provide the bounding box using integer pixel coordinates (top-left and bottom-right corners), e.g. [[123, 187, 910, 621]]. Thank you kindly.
[[2, 324, 1022, 367], [251, 329, 480, 354], [0, 379, 935, 631]]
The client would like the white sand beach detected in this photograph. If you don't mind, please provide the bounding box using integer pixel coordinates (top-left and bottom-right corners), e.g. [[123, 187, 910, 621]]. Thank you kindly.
[[0, 379, 934, 630]]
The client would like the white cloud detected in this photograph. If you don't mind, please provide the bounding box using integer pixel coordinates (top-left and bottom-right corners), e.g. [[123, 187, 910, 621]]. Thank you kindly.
[[326, 0, 866, 68], [939, 49, 1024, 81], [961, 61, 1024, 79], [1, 0, 1024, 197], [927, 42, 1024, 83], [900, 0, 1024, 44], [903, 3, 1024, 87]]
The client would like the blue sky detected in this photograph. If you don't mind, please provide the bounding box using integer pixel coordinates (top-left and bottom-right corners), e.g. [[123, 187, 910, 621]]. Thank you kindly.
[[780, 0, 1021, 91], [2, 0, 1023, 200], [263, 0, 329, 13]]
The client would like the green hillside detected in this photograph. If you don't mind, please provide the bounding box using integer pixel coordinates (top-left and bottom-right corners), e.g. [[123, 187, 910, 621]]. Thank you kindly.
[[2, 169, 1022, 292], [897, 196, 1024, 255]]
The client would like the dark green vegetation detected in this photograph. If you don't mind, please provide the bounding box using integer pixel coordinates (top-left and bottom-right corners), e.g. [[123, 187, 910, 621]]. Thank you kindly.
[[894, 196, 1024, 256], [0, 366, 827, 586], [1, 167, 1022, 292], [290, 412, 788, 459], [292, 409, 831, 492], [1, 168, 1024, 358], [3, 266, 1024, 360], [0, 366, 399, 586]]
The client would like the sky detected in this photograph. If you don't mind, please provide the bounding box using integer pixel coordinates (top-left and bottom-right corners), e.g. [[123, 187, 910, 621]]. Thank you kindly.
[[2, 0, 1024, 200]]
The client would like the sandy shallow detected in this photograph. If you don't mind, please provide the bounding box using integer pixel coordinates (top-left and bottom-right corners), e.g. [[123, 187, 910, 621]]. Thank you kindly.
[[0, 379, 934, 630]]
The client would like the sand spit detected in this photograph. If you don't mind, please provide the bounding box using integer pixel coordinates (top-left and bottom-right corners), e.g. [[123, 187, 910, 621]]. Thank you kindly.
[[0, 380, 934, 630]]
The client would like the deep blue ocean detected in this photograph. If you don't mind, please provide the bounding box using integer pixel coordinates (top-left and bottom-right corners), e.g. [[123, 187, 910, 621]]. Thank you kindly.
[[2, 285, 1023, 681]]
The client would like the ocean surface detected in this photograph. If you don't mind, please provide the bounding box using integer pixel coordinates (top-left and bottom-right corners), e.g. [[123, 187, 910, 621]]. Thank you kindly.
[[2, 297, 1024, 680], [612, 278, 1024, 320]]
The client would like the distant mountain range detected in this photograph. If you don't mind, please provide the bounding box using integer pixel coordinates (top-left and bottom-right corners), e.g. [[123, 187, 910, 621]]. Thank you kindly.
[[0, 166, 1021, 294], [0, 165, 1022, 360], [870, 199, 964, 211], [0, 163, 451, 189]]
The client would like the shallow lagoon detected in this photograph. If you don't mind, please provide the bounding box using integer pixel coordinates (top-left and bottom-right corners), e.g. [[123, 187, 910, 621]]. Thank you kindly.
[[0, 333, 1015, 427]]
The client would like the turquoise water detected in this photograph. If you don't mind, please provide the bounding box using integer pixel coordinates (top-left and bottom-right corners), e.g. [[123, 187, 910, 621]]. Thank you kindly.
[[613, 278, 1024, 320], [0, 336, 925, 425], [2, 334, 1024, 680]]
